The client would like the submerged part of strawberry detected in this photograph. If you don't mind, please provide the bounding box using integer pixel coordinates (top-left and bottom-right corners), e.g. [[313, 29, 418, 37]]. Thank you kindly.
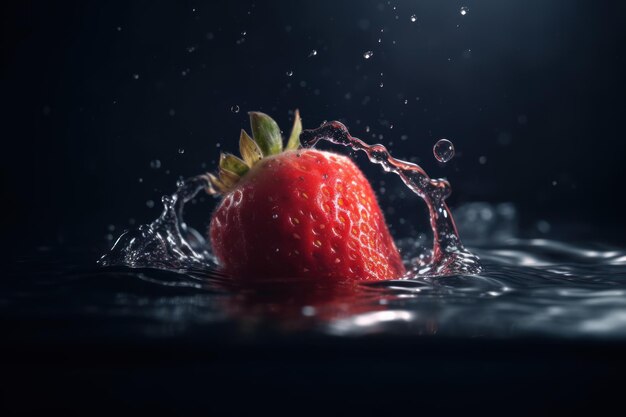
[[207, 111, 405, 282]]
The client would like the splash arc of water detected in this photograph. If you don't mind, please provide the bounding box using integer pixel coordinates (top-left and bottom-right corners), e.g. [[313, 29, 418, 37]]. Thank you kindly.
[[300, 121, 481, 276], [99, 175, 216, 269]]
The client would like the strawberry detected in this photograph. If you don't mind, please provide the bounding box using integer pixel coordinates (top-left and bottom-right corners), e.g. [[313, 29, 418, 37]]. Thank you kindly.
[[207, 111, 405, 282]]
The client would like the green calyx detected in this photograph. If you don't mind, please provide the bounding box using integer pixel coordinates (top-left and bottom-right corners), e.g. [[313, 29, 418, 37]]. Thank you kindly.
[[207, 110, 303, 195]]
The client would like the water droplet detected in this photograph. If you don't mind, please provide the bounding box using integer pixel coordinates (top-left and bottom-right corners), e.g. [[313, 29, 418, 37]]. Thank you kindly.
[[146, 200, 155, 208], [479, 156, 487, 165], [150, 159, 161, 169], [365, 126, 371, 132], [404, 99, 408, 104], [410, 14, 417, 22], [379, 82, 384, 88], [272, 214, 278, 219], [231, 105, 240, 113], [460, 6, 469, 16], [302, 306, 316, 317], [138, 178, 143, 183], [378, 38, 382, 43], [363, 51, 374, 59], [537, 220, 551, 233], [241, 31, 247, 36], [116, 26, 122, 32], [433, 139, 455, 163], [286, 70, 293, 77], [308, 49, 317, 57], [178, 148, 185, 154], [132, 74, 139, 80]]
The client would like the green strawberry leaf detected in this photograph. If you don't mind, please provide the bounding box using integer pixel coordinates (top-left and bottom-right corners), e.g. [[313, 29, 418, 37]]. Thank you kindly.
[[249, 111, 283, 156], [285, 109, 302, 151], [219, 152, 249, 176], [239, 129, 263, 166]]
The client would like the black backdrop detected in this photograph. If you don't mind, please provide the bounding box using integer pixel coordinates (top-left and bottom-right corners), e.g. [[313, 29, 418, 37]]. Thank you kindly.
[[2, 0, 626, 252]]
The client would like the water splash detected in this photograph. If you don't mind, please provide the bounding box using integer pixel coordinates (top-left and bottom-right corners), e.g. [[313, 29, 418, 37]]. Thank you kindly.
[[99, 175, 216, 270], [101, 122, 480, 278], [300, 121, 481, 277]]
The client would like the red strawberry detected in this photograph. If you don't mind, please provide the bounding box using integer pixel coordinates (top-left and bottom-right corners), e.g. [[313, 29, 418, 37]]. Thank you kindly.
[[207, 111, 405, 282]]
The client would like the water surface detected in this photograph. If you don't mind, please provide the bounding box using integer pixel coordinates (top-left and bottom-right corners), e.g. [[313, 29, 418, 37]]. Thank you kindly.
[[6, 237, 626, 342]]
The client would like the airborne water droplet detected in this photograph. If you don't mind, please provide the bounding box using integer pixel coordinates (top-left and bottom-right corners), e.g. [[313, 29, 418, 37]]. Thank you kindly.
[[460, 6, 469, 16], [231, 105, 240, 113], [178, 148, 185, 154], [286, 70, 293, 77], [363, 51, 374, 59], [308, 49, 317, 57], [150, 159, 161, 169], [433, 139, 455, 163], [410, 14, 417, 22]]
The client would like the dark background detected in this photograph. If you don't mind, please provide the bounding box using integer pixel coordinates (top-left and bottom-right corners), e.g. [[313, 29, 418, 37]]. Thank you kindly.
[[2, 0, 626, 252], [3, 2, 626, 414]]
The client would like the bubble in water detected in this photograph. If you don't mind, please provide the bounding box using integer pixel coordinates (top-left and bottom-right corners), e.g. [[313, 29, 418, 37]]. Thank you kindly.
[[410, 14, 417, 22], [150, 159, 161, 169], [433, 139, 455, 163], [231, 105, 240, 113], [286, 70, 293, 77], [460, 6, 469, 16], [363, 51, 374, 59], [308, 50, 317, 57]]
